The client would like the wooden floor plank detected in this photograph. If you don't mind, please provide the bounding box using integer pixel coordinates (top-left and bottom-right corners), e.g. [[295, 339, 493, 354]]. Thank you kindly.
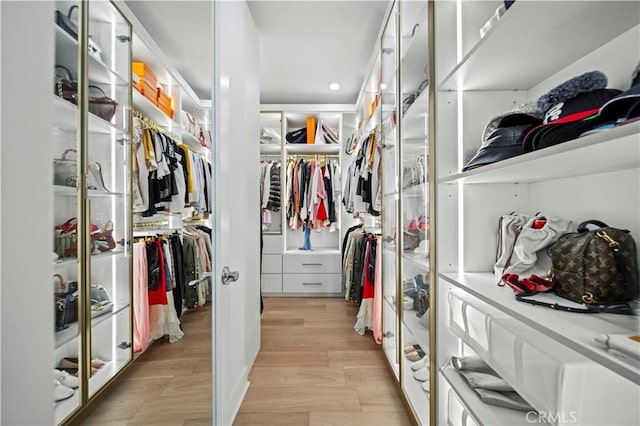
[[76, 298, 410, 425], [234, 412, 310, 425], [238, 386, 361, 413], [248, 367, 345, 387], [309, 410, 412, 426], [253, 351, 329, 367]]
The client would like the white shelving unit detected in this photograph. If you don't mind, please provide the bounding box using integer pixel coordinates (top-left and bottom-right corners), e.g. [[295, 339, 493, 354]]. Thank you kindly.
[[434, 1, 640, 425]]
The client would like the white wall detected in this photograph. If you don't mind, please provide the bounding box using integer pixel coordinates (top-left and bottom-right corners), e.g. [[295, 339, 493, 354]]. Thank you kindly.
[[1, 1, 55, 424]]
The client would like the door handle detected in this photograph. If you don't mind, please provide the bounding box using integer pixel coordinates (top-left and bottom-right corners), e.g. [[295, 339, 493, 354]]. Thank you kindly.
[[222, 266, 239, 285]]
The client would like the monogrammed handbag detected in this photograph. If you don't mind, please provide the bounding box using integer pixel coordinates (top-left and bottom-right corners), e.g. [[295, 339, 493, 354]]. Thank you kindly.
[[548, 220, 639, 305]]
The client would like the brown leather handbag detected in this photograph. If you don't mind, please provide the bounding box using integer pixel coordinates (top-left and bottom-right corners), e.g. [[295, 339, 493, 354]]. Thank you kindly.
[[548, 220, 639, 305]]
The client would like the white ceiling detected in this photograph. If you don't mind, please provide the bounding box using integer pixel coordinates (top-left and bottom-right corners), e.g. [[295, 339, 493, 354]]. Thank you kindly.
[[124, 0, 390, 106]]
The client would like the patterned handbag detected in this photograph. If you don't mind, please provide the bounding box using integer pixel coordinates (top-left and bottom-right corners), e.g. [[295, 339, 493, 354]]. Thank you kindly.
[[548, 220, 639, 305]]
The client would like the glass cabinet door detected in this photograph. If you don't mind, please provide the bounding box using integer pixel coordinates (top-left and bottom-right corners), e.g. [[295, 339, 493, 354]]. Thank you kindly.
[[86, 0, 133, 398], [398, 0, 430, 423], [53, 1, 83, 421], [380, 1, 400, 379], [52, 1, 132, 422]]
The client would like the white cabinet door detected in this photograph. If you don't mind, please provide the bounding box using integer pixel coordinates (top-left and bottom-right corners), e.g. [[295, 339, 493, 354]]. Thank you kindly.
[[213, 1, 261, 425]]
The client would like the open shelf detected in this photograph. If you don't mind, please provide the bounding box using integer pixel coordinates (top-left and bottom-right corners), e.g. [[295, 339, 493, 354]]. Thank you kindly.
[[260, 144, 282, 155], [439, 121, 640, 184], [132, 89, 174, 129], [438, 1, 640, 91], [181, 130, 210, 153], [440, 363, 539, 426], [440, 272, 640, 383], [284, 144, 341, 155]]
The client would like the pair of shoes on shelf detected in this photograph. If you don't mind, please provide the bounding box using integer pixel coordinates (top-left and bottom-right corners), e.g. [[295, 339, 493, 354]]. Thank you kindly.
[[58, 357, 105, 376], [54, 369, 78, 402], [413, 365, 430, 382], [404, 344, 427, 362], [411, 357, 429, 371]]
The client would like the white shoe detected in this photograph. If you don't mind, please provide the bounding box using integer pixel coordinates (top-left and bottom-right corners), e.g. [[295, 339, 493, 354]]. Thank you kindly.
[[54, 379, 74, 402], [413, 365, 430, 382], [411, 357, 428, 371], [54, 369, 79, 389]]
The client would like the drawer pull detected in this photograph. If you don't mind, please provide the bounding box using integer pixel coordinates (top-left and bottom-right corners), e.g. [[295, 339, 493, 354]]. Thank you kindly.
[[302, 263, 323, 266], [302, 282, 323, 286]]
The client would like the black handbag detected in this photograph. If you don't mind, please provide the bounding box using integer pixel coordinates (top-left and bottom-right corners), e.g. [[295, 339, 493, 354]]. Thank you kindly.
[[54, 275, 78, 331], [285, 127, 307, 144], [55, 5, 79, 39]]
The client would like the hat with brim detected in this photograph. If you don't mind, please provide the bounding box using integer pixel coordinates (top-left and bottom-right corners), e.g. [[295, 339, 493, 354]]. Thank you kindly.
[[522, 88, 621, 152], [463, 125, 534, 171], [528, 84, 640, 150], [482, 102, 542, 142]]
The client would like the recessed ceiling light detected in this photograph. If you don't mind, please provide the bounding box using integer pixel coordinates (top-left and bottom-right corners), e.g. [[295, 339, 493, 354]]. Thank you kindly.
[[329, 83, 341, 91]]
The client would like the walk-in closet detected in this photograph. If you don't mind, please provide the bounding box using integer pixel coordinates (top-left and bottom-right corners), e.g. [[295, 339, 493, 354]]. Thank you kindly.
[[1, 1, 639, 425]]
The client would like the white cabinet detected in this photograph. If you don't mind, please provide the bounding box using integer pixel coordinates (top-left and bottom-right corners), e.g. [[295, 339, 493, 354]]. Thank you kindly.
[[434, 1, 640, 425]]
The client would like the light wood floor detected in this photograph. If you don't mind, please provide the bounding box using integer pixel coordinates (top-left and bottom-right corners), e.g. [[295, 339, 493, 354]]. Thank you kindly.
[[75, 297, 411, 425], [236, 297, 411, 426]]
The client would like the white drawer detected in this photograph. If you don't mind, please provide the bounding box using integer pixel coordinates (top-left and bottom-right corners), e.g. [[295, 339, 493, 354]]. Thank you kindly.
[[282, 273, 341, 293], [261, 274, 282, 293], [282, 253, 341, 273], [262, 234, 283, 254], [262, 254, 282, 274]]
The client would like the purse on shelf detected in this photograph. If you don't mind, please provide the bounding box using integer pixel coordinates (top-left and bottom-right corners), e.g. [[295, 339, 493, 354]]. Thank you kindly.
[[55, 5, 79, 39], [548, 220, 639, 305], [54, 218, 115, 258], [285, 127, 307, 144], [90, 284, 113, 318], [53, 149, 110, 192], [495, 212, 574, 281], [54, 66, 117, 122], [55, 6, 103, 60], [54, 274, 78, 331]]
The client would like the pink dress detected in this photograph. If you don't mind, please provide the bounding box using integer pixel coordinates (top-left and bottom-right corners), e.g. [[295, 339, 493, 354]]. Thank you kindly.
[[133, 241, 150, 353]]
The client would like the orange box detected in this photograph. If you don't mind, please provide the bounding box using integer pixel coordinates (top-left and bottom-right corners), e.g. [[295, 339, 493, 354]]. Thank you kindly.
[[157, 88, 172, 111], [134, 79, 158, 105], [132, 62, 157, 89], [158, 103, 174, 120], [306, 116, 316, 144]]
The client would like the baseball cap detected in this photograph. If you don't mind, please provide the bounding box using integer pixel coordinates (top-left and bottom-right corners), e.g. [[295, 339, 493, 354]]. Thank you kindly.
[[521, 88, 621, 152], [525, 63, 640, 149]]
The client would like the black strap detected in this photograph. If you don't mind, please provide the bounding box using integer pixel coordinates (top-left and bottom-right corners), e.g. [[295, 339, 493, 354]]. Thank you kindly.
[[515, 293, 633, 315], [577, 219, 609, 233]]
